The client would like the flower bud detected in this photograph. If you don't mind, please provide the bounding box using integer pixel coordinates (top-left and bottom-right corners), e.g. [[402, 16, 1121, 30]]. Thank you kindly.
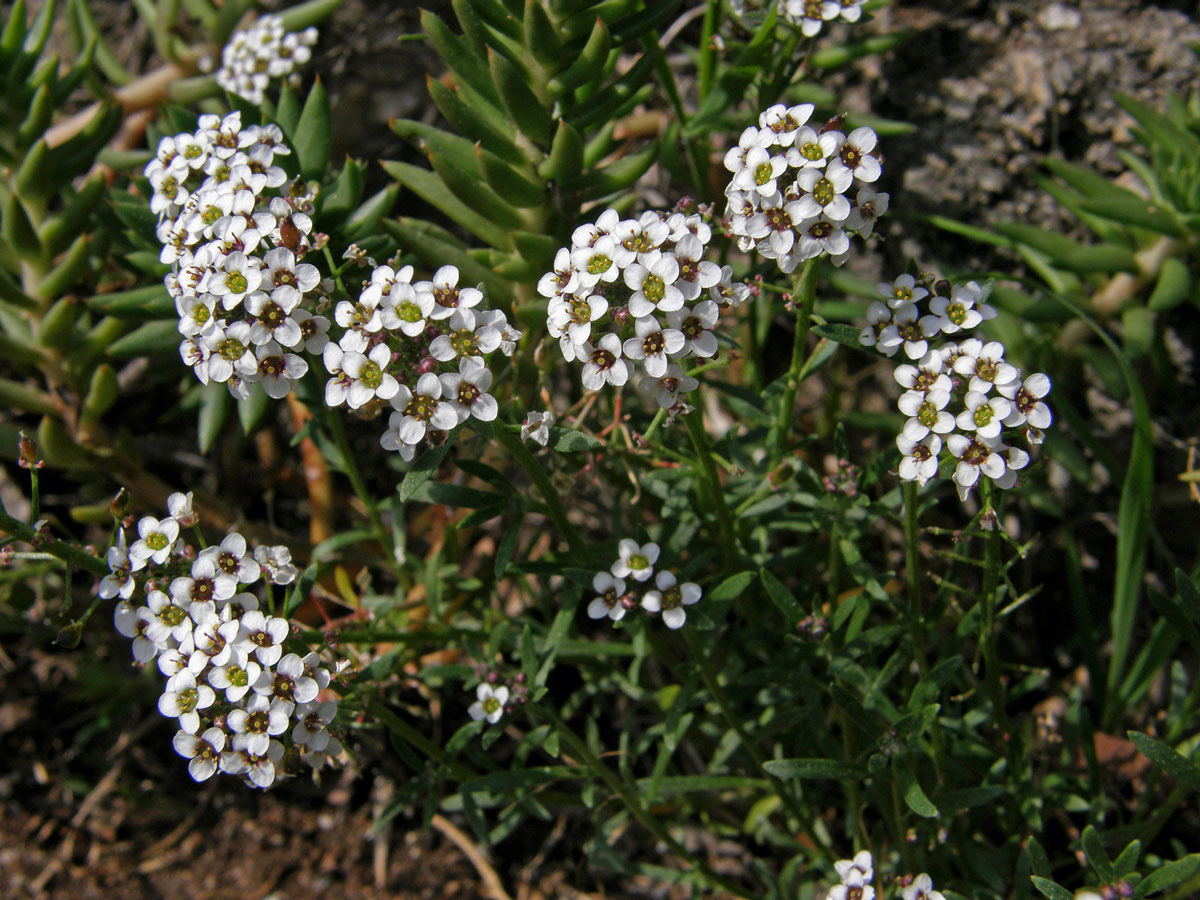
[[54, 621, 84, 649], [18, 432, 42, 469], [109, 487, 131, 519]]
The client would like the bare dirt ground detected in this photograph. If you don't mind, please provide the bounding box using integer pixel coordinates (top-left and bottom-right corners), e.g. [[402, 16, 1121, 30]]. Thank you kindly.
[[5, 1, 1199, 898]]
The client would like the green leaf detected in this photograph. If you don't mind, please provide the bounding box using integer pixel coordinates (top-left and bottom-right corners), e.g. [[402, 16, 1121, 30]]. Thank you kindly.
[[550, 428, 602, 452], [1114, 93, 1200, 156], [759, 568, 802, 626], [708, 571, 754, 603], [809, 30, 912, 70], [197, 381, 229, 454], [1113, 839, 1141, 877], [566, 47, 657, 131], [495, 517, 520, 577], [477, 145, 546, 207], [1127, 731, 1200, 791], [908, 655, 963, 711], [1147, 256, 1191, 311], [1081, 825, 1115, 882], [488, 48, 552, 144], [545, 16, 611, 96], [318, 157, 364, 225], [935, 784, 1006, 810], [1135, 854, 1200, 897], [561, 139, 659, 200], [1080, 193, 1185, 237], [420, 9, 500, 105], [343, 184, 399, 242], [830, 683, 886, 741], [1030, 877, 1074, 900], [1177, 568, 1200, 622], [895, 760, 938, 817], [294, 79, 331, 180], [105, 319, 180, 357], [462, 766, 575, 795], [537, 118, 585, 180], [523, 0, 562, 67], [414, 482, 506, 508], [426, 75, 526, 167], [397, 435, 456, 502], [276, 0, 345, 33], [812, 322, 867, 352], [39, 172, 106, 256], [3, 193, 42, 259], [763, 758, 866, 780], [1026, 836, 1051, 878]]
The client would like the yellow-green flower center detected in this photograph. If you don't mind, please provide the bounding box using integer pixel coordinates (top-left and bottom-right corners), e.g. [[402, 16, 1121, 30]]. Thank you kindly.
[[754, 162, 774, 185], [358, 359, 383, 390], [800, 142, 824, 161], [642, 275, 665, 304], [917, 403, 939, 428], [177, 688, 198, 713], [450, 329, 479, 357], [218, 338, 245, 360], [225, 272, 248, 294], [161, 603, 186, 625], [947, 303, 967, 326], [973, 405, 994, 427], [628, 553, 649, 571], [482, 696, 501, 715], [228, 665, 248, 687], [812, 177, 835, 206], [397, 301, 423, 324], [147, 532, 169, 551], [588, 254, 612, 275]]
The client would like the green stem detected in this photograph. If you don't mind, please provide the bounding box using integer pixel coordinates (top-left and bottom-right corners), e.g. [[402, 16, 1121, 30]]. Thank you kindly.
[[326, 409, 396, 569], [979, 481, 1010, 738], [494, 424, 582, 553], [768, 258, 818, 468], [367, 697, 479, 783], [683, 407, 738, 571], [0, 507, 108, 576], [536, 706, 750, 897], [29, 465, 39, 523], [697, 0, 720, 101], [682, 630, 831, 863]]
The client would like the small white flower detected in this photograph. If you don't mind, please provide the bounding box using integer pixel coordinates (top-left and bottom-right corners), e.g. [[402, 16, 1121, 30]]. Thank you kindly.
[[612, 539, 659, 582], [902, 874, 945, 900], [468, 683, 509, 724], [834, 850, 874, 885], [238, 609, 289, 666], [168, 491, 199, 528], [623, 316, 686, 378], [895, 352, 952, 394], [947, 433, 1008, 501], [956, 390, 1012, 440], [389, 372, 459, 445], [954, 339, 1019, 393], [173, 726, 226, 781], [794, 165, 855, 222], [254, 341, 309, 399], [587, 572, 629, 622], [709, 265, 751, 308], [636, 364, 699, 410], [858, 302, 897, 356], [130, 516, 181, 565], [521, 410, 554, 446], [208, 658, 261, 703], [292, 700, 339, 751], [204, 321, 259, 384], [999, 372, 1052, 430], [830, 126, 881, 183], [624, 250, 685, 317], [580, 334, 630, 391], [879, 273, 929, 310], [897, 433, 942, 486], [227, 693, 290, 756], [667, 301, 720, 358], [254, 544, 297, 585], [158, 670, 216, 734], [440, 357, 499, 424], [878, 302, 931, 360], [99, 531, 142, 600], [429, 307, 501, 363], [898, 388, 955, 441], [641, 570, 701, 630]]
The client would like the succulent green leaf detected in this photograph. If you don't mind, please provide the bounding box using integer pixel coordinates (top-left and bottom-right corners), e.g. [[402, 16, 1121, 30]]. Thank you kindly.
[[65, 0, 133, 85], [17, 83, 53, 147], [294, 80, 332, 181], [561, 138, 658, 200], [565, 48, 657, 130], [426, 75, 526, 167], [275, 84, 302, 137], [81, 364, 119, 421], [342, 184, 400, 242], [3, 193, 43, 259], [762, 758, 867, 780], [36, 235, 92, 307], [1136, 854, 1200, 897], [512, 231, 560, 267], [87, 284, 175, 319], [0, 0, 28, 71], [106, 319, 182, 358], [198, 380, 230, 454], [488, 48, 553, 144], [276, 0, 345, 33], [538, 118, 585, 180], [546, 16, 610, 97], [1147, 256, 1191, 311], [381, 158, 514, 249], [477, 145, 546, 207], [523, 0, 563, 67], [895, 759, 939, 817], [319, 158, 365, 226], [420, 9, 500, 105]]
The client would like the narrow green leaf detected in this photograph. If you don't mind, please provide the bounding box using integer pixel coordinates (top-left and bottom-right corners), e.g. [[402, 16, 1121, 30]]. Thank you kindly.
[[708, 571, 754, 603], [488, 48, 553, 144], [523, 0, 562, 67], [105, 319, 179, 358], [318, 157, 364, 225], [563, 139, 659, 200], [1147, 256, 1191, 311], [812, 323, 867, 352], [1081, 193, 1185, 237], [294, 79, 331, 180], [1114, 94, 1200, 155], [809, 30, 912, 70], [1113, 839, 1141, 877], [495, 517, 520, 577], [197, 381, 229, 454], [397, 436, 456, 502], [420, 8, 500, 104], [38, 173, 106, 256], [87, 284, 174, 319], [381, 158, 513, 250], [477, 145, 546, 207], [565, 47, 657, 131], [276, 0, 344, 32], [1135, 854, 1200, 897], [759, 568, 802, 626], [237, 389, 271, 435], [545, 16, 611, 96], [1127, 731, 1200, 791], [537, 118, 585, 180], [1030, 877, 1074, 900], [763, 758, 866, 780], [1026, 836, 1051, 878], [36, 234, 92, 301], [1081, 825, 1115, 882], [895, 760, 938, 817], [935, 784, 1006, 810], [343, 184, 399, 242], [3, 193, 42, 259], [830, 683, 887, 740], [426, 75, 525, 167]]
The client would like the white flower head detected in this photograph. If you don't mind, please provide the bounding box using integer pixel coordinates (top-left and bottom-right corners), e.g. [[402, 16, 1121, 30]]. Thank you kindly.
[[612, 539, 659, 582], [641, 570, 701, 630], [468, 683, 509, 724], [521, 410, 554, 446], [587, 571, 629, 622]]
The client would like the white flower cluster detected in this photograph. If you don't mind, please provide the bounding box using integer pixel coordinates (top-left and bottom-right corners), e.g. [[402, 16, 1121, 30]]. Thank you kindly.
[[215, 15, 318, 105], [538, 207, 750, 407], [730, 0, 866, 37], [860, 275, 1053, 501], [588, 539, 702, 630], [826, 852, 946, 900], [723, 103, 887, 271], [322, 263, 521, 462], [146, 110, 331, 401], [102, 492, 344, 789]]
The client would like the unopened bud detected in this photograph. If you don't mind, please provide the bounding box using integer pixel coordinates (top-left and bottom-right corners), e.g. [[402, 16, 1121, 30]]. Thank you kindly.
[[18, 432, 41, 469], [109, 487, 130, 519], [54, 621, 83, 649], [820, 114, 846, 134]]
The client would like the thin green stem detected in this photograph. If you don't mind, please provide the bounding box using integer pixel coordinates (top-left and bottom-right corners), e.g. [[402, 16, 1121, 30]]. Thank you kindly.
[[641, 407, 668, 445], [0, 507, 107, 576], [769, 258, 818, 468], [979, 481, 1010, 737], [683, 407, 738, 571], [326, 409, 397, 569], [697, 0, 720, 101], [494, 425, 582, 553], [29, 467, 40, 524], [536, 706, 750, 897]]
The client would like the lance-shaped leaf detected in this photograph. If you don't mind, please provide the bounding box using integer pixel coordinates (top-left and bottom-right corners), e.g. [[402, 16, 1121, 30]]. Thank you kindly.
[[609, 0, 680, 43], [81, 363, 119, 421], [0, 0, 28, 73], [565, 48, 657, 130], [106, 319, 181, 358], [1127, 731, 1200, 791], [763, 758, 867, 780], [994, 223, 1139, 274], [895, 759, 938, 817], [426, 75, 526, 167], [1082, 192, 1186, 236], [87, 284, 175, 319], [1116, 94, 1200, 157], [318, 157, 364, 226], [421, 9, 501, 105], [294, 80, 331, 180], [343, 183, 400, 242], [277, 0, 345, 33], [17, 82, 53, 147], [537, 118, 584, 179], [43, 104, 122, 193], [1149, 258, 1196, 313], [3, 192, 43, 259], [523, 0, 563, 67], [561, 138, 659, 200], [7, 0, 56, 86], [546, 17, 612, 97], [36, 234, 92, 303], [64, 0, 132, 85], [512, 230, 561, 267], [39, 172, 105, 256], [381, 158, 514, 250], [477, 145, 546, 208], [488, 48, 553, 144]]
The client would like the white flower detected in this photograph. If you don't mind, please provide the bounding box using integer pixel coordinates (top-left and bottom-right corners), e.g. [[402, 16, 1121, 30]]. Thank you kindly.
[[956, 390, 1012, 440], [897, 433, 942, 486], [114, 601, 158, 662], [947, 433, 1008, 500], [785, 125, 840, 170], [878, 302, 931, 360], [253, 652, 319, 712], [898, 388, 955, 441], [205, 251, 262, 310], [830, 126, 881, 183], [246, 287, 304, 347], [440, 357, 499, 423], [537, 247, 580, 300], [254, 544, 297, 585], [999, 372, 1052, 430], [159, 670, 216, 734], [227, 693, 290, 756], [204, 321, 258, 384], [580, 334, 630, 391], [130, 516, 180, 565], [173, 726, 226, 781], [238, 609, 289, 666], [521, 410, 554, 446], [731, 145, 790, 197], [790, 216, 850, 265], [381, 281, 435, 337], [341, 340, 401, 409], [953, 339, 1019, 393], [570, 235, 621, 289], [834, 850, 874, 885], [99, 531, 143, 599], [623, 316, 685, 378], [208, 658, 261, 703], [641, 570, 701, 630], [902, 874, 946, 900], [587, 572, 629, 622], [844, 185, 889, 236], [548, 292, 608, 349], [429, 307, 501, 363], [879, 273, 929, 310], [794, 165, 855, 222], [709, 265, 751, 308], [468, 683, 509, 724], [858, 302, 897, 356], [292, 700, 339, 751], [612, 539, 659, 582], [667, 301, 720, 358], [758, 103, 815, 143], [292, 309, 331, 353], [625, 250, 685, 317], [254, 341, 309, 399], [895, 352, 952, 394], [389, 372, 460, 445], [722, 125, 774, 180], [636, 364, 699, 410]]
